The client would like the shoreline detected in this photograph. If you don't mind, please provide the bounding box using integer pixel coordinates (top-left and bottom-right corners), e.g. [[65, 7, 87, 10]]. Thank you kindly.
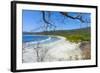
[[22, 35, 83, 63]]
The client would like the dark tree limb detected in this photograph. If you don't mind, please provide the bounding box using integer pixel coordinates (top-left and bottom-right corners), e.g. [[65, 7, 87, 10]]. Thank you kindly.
[[60, 12, 85, 22], [40, 11, 90, 32], [42, 11, 56, 31], [42, 11, 51, 25]]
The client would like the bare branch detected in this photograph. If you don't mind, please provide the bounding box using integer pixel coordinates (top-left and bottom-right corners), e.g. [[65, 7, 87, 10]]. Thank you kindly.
[[42, 11, 51, 24], [42, 11, 56, 31], [60, 12, 85, 23], [39, 11, 90, 32]]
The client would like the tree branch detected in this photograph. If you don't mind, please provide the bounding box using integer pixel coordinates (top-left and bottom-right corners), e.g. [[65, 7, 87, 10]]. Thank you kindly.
[[42, 11, 56, 30], [60, 12, 85, 23]]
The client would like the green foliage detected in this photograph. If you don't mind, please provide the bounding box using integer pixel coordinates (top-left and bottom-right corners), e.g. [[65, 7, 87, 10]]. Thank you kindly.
[[42, 27, 91, 42], [66, 34, 90, 42]]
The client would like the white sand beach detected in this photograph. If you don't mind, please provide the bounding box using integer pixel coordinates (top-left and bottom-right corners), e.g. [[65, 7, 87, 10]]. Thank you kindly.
[[22, 36, 83, 63]]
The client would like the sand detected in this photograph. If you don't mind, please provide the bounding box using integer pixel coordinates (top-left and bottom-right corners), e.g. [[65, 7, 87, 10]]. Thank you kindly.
[[22, 36, 83, 63]]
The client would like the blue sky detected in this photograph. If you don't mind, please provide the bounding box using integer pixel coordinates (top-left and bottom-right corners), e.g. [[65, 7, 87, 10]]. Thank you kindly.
[[22, 10, 91, 32]]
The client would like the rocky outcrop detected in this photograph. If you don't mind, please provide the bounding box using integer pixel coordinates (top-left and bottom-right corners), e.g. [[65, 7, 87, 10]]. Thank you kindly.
[[79, 41, 91, 59]]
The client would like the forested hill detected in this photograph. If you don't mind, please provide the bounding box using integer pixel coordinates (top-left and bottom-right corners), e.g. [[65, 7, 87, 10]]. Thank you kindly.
[[36, 27, 90, 35], [23, 27, 91, 42]]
